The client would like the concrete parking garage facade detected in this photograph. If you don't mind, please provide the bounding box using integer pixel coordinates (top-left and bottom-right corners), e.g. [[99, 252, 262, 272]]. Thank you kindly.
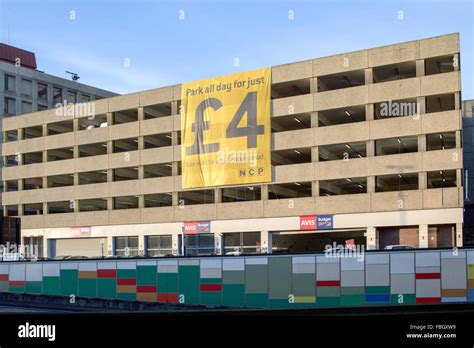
[[1, 33, 464, 258]]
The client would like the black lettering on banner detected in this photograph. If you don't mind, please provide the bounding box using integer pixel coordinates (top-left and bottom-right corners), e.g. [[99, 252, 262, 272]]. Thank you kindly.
[[186, 98, 222, 155]]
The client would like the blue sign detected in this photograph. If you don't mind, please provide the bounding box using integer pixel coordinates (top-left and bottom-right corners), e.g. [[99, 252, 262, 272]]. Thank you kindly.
[[316, 215, 333, 229]]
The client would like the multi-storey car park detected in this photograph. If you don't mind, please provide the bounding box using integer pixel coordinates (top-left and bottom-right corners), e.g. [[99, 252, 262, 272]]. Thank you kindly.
[[0, 33, 465, 259]]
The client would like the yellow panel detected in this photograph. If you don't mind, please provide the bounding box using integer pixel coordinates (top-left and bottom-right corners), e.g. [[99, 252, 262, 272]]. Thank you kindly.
[[181, 68, 271, 188]]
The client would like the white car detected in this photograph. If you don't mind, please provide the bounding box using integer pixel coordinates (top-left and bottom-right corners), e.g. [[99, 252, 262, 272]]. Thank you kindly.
[[384, 245, 415, 250]]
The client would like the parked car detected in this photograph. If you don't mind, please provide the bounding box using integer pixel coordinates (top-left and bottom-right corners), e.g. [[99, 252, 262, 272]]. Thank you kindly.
[[384, 245, 415, 250]]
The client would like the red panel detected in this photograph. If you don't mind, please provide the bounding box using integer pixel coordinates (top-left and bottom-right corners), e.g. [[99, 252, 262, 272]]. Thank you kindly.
[[0, 43, 37, 69], [157, 293, 168, 302], [416, 297, 441, 303], [137, 285, 156, 293], [97, 269, 116, 278], [167, 293, 179, 303], [9, 281, 25, 286], [117, 278, 136, 285], [200, 283, 222, 292], [316, 280, 340, 287], [415, 273, 440, 280], [0, 274, 8, 281]]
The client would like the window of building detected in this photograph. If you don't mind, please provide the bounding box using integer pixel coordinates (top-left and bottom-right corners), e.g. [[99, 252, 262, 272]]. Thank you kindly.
[[37, 104, 48, 111], [47, 174, 74, 188], [37, 83, 48, 100], [115, 236, 139, 257], [20, 79, 32, 97], [4, 97, 16, 116], [47, 201, 74, 214], [184, 234, 214, 256], [375, 136, 418, 156], [426, 132, 456, 151], [113, 196, 139, 209], [113, 167, 138, 181], [318, 105, 366, 127], [426, 93, 456, 113], [144, 133, 172, 148], [23, 177, 43, 190], [223, 232, 260, 254], [372, 61, 416, 83], [144, 193, 172, 207], [23, 125, 43, 139], [144, 163, 172, 178], [79, 142, 107, 157], [4, 74, 15, 92], [21, 101, 33, 114], [317, 69, 365, 92], [376, 173, 419, 192], [47, 120, 74, 135], [5, 180, 18, 192], [178, 189, 214, 205], [23, 203, 43, 216], [79, 171, 108, 185], [144, 103, 172, 119], [425, 55, 455, 76], [6, 205, 19, 217], [112, 109, 138, 124], [23, 151, 43, 165], [221, 186, 262, 202], [268, 182, 312, 199], [6, 129, 18, 142], [427, 170, 457, 188], [79, 198, 108, 212], [47, 147, 74, 162], [271, 79, 311, 99], [319, 142, 366, 161], [67, 90, 76, 104], [113, 138, 138, 153], [80, 94, 91, 103], [271, 148, 312, 166], [53, 87, 62, 105], [146, 235, 172, 256], [319, 177, 367, 196]]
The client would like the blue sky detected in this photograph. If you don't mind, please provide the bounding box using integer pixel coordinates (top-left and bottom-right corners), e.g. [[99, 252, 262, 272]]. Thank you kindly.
[[1, 0, 473, 98]]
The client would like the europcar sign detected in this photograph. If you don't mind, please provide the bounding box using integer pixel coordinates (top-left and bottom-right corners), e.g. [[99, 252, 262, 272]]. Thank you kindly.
[[181, 68, 271, 188]]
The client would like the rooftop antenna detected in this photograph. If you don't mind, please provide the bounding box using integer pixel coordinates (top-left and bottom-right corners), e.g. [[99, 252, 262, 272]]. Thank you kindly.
[[66, 71, 80, 81]]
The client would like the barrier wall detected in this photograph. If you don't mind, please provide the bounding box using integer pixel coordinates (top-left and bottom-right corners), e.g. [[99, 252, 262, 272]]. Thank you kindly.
[[0, 249, 473, 309]]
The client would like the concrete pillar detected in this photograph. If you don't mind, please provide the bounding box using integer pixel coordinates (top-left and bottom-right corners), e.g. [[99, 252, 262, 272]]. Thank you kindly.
[[172, 233, 181, 255], [416, 60, 425, 77], [310, 77, 318, 94], [310, 111, 319, 128], [171, 101, 179, 115], [138, 235, 146, 256], [456, 169, 462, 188], [106, 112, 113, 126], [418, 134, 426, 152], [455, 92, 461, 110], [138, 107, 144, 121], [455, 130, 462, 149], [214, 188, 221, 204], [214, 233, 223, 255], [367, 140, 375, 157], [262, 184, 269, 200], [367, 176, 375, 193], [419, 172, 427, 190], [366, 227, 377, 250], [107, 235, 114, 256], [417, 97, 425, 116], [260, 230, 272, 254], [456, 223, 463, 247], [312, 181, 319, 197], [365, 104, 374, 121], [364, 68, 373, 85], [419, 224, 428, 248], [311, 146, 319, 162], [172, 192, 179, 207]]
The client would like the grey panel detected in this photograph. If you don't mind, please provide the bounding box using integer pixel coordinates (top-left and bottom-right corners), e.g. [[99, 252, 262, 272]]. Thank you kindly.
[[341, 270, 364, 287], [365, 264, 389, 286], [416, 279, 441, 297], [441, 259, 467, 288], [391, 274, 415, 294], [316, 263, 339, 281]]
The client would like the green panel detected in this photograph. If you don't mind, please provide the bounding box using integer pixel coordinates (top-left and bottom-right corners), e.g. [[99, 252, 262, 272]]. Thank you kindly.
[[117, 269, 136, 279], [157, 273, 178, 293], [78, 278, 97, 297], [340, 294, 366, 306], [98, 279, 116, 299], [117, 292, 136, 300], [292, 302, 318, 309], [341, 286, 365, 295], [245, 293, 268, 308], [245, 265, 268, 294], [200, 278, 222, 284], [0, 281, 9, 292], [60, 270, 78, 296], [269, 298, 292, 309], [390, 294, 416, 305], [317, 287, 340, 297], [223, 284, 245, 307], [317, 297, 340, 307], [137, 266, 157, 286], [178, 266, 200, 305], [200, 291, 222, 306], [43, 277, 60, 296], [268, 257, 291, 299], [223, 271, 244, 284], [25, 281, 42, 294], [292, 274, 316, 297], [366, 286, 390, 294], [9, 286, 25, 293], [468, 265, 474, 279]]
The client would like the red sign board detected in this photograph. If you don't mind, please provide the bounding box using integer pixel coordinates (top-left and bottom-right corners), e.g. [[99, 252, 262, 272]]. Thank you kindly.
[[300, 215, 316, 230]]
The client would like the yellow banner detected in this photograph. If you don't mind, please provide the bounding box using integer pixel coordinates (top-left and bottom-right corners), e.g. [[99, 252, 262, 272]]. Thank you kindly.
[[181, 68, 271, 189]]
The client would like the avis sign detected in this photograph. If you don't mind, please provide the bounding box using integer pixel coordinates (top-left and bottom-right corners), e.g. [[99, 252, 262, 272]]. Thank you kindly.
[[300, 215, 334, 230], [181, 68, 271, 188], [183, 221, 211, 235]]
